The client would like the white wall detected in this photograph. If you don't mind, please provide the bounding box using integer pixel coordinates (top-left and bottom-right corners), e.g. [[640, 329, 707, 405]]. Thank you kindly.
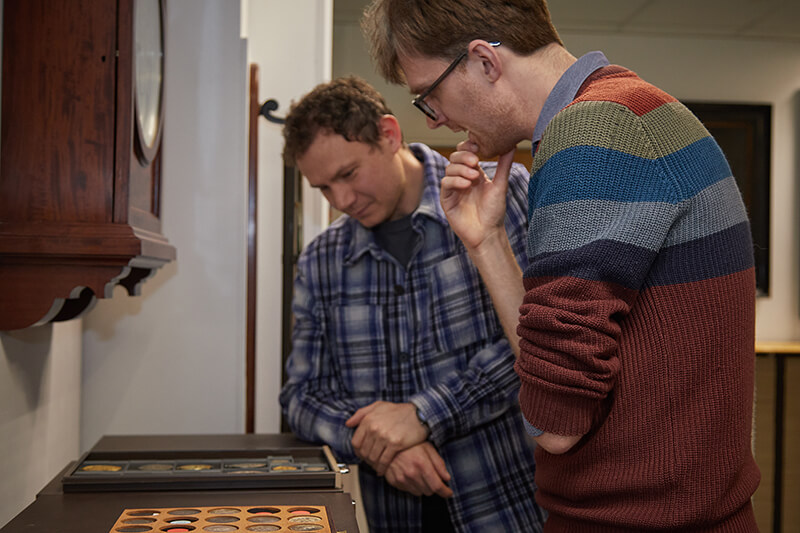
[[333, 23, 800, 341], [81, 0, 249, 448], [0, 321, 82, 527], [244, 0, 332, 433]]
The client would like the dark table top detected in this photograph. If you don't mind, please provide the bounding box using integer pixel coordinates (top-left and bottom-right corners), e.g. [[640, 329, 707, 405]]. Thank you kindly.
[[3, 434, 360, 533], [91, 433, 323, 453]]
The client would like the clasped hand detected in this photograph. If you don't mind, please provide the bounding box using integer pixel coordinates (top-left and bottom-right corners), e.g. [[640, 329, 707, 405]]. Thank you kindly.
[[345, 401, 452, 498], [345, 401, 428, 475]]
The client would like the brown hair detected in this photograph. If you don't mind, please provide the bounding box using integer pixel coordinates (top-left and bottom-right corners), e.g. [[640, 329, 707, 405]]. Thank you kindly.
[[282, 76, 395, 165], [361, 0, 562, 84]]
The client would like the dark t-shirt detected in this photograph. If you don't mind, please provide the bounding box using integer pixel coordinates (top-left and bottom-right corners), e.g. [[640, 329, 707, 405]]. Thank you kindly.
[[373, 214, 419, 268]]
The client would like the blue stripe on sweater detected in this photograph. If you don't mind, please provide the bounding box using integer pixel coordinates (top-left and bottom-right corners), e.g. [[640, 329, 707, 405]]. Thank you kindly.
[[530, 137, 732, 211], [645, 222, 754, 288], [524, 222, 754, 290]]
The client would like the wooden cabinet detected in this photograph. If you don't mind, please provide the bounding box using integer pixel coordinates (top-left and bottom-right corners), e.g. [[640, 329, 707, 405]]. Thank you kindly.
[[0, 0, 175, 330]]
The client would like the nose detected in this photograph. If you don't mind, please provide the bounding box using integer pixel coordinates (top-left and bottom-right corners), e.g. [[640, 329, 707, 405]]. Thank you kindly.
[[330, 184, 356, 212], [426, 115, 441, 129], [425, 104, 447, 130], [426, 109, 446, 129]]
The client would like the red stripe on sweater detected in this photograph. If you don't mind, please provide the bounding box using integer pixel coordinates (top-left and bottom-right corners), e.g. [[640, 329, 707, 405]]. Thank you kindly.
[[571, 65, 678, 116]]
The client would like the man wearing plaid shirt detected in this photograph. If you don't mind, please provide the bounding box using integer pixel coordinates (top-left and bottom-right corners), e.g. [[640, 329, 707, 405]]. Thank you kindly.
[[279, 77, 544, 533]]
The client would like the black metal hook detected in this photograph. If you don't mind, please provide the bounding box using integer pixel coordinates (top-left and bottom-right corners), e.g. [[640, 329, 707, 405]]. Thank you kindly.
[[260, 99, 286, 124]]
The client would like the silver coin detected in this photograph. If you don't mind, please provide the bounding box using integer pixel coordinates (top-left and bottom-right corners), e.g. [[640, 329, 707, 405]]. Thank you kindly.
[[122, 518, 156, 525], [167, 508, 201, 515], [207, 516, 239, 523], [289, 516, 322, 523]]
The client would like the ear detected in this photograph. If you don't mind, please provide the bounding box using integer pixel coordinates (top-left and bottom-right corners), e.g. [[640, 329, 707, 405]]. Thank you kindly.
[[378, 114, 403, 152], [468, 39, 502, 82]]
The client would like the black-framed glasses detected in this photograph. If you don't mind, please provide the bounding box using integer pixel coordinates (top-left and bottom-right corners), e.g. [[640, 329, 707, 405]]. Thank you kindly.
[[411, 41, 500, 121]]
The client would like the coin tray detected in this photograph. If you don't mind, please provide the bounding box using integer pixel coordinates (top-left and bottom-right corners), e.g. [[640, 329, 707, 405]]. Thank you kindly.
[[62, 446, 341, 492], [110, 505, 336, 532]]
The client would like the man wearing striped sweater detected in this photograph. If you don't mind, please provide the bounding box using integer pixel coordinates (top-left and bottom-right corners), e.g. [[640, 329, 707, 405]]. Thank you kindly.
[[362, 0, 760, 531]]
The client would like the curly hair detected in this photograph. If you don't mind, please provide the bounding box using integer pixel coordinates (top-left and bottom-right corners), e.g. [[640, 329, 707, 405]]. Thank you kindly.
[[361, 0, 562, 85], [282, 76, 396, 165]]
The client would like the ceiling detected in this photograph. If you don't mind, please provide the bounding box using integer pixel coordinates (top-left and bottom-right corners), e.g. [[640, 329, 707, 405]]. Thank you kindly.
[[334, 0, 800, 43]]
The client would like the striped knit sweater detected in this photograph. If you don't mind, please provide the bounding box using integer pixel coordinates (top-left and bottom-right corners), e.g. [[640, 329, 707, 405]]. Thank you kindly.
[[515, 66, 760, 531]]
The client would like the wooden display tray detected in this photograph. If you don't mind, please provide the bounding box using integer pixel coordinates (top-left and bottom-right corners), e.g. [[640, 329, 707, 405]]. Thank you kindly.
[[62, 446, 341, 493], [109, 505, 337, 532]]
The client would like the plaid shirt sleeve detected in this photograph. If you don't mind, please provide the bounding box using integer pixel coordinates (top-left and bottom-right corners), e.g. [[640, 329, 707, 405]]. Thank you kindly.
[[410, 162, 531, 446], [278, 253, 362, 463]]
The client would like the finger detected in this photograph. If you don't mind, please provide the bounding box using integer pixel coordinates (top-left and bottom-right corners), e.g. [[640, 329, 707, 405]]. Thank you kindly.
[[345, 402, 376, 428], [491, 148, 516, 188], [425, 447, 451, 483], [434, 481, 454, 498], [350, 423, 368, 454], [456, 139, 479, 153], [416, 461, 451, 498], [444, 164, 482, 183], [373, 445, 400, 477], [421, 446, 453, 497], [440, 175, 475, 192], [448, 149, 479, 167], [367, 443, 389, 474], [387, 469, 423, 496]]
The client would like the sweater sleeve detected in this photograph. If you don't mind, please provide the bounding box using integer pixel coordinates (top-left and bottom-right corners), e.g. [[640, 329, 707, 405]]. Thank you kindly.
[[515, 98, 687, 436]]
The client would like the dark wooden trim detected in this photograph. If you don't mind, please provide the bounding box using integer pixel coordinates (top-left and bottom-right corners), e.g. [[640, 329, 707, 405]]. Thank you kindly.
[[280, 166, 302, 434], [245, 64, 260, 433], [115, 0, 134, 225], [773, 355, 785, 533], [755, 345, 800, 532]]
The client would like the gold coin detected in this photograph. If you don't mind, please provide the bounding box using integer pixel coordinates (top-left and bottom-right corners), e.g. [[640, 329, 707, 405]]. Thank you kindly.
[[81, 464, 122, 472], [176, 464, 213, 471], [271, 465, 301, 471]]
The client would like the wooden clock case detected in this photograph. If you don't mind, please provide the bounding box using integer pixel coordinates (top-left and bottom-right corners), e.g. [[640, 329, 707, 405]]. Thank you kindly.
[[0, 0, 175, 330]]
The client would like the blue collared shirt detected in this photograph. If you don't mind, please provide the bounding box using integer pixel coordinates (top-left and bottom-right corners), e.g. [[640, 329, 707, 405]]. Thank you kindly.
[[531, 51, 610, 150], [280, 143, 545, 532]]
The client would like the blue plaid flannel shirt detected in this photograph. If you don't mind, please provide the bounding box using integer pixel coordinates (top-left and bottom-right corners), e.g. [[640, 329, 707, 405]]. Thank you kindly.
[[280, 143, 545, 533]]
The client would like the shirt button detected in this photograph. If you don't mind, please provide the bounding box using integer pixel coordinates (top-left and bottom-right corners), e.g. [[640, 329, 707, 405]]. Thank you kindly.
[[394, 285, 405, 296]]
